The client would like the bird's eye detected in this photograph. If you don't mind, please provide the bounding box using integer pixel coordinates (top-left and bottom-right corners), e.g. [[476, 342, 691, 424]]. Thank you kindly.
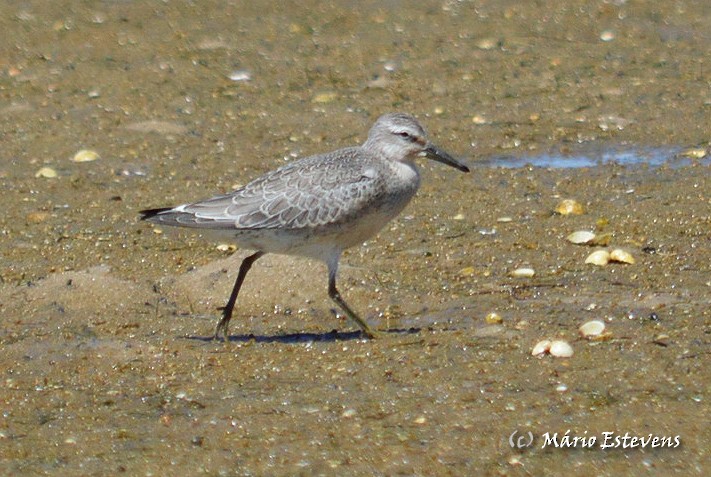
[[396, 131, 415, 141]]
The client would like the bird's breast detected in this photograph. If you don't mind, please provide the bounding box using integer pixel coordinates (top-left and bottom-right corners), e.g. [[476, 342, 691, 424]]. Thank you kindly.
[[382, 160, 420, 207]]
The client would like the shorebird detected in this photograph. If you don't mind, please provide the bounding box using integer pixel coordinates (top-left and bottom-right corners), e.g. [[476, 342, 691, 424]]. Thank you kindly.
[[140, 113, 469, 340]]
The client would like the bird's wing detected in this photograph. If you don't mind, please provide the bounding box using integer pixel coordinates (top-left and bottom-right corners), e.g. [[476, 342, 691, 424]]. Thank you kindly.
[[156, 149, 383, 230]]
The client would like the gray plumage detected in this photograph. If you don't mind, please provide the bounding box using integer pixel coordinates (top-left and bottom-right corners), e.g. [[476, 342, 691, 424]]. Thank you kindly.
[[141, 112, 469, 339]]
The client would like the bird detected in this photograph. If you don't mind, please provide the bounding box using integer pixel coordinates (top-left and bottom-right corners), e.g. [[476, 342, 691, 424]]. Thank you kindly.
[[140, 113, 469, 340]]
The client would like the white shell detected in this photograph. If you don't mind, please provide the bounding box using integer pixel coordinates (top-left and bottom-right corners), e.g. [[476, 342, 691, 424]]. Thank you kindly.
[[72, 149, 100, 163], [585, 250, 610, 266], [549, 340, 574, 358], [610, 249, 635, 264], [216, 243, 237, 252], [511, 267, 535, 278], [531, 340, 551, 356], [566, 230, 596, 245], [35, 166, 58, 178], [579, 320, 606, 338]]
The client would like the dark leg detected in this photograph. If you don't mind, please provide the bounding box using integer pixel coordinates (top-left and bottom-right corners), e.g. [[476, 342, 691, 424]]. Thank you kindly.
[[327, 255, 378, 339], [214, 251, 264, 341]]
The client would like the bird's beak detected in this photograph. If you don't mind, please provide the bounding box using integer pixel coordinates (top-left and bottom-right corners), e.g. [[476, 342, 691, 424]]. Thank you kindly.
[[422, 144, 470, 173]]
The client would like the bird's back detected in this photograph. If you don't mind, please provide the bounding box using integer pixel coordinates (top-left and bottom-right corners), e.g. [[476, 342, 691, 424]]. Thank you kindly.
[[142, 145, 419, 235]]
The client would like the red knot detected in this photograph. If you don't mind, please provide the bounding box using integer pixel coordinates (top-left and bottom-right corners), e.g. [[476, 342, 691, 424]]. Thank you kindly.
[[141, 113, 469, 340]]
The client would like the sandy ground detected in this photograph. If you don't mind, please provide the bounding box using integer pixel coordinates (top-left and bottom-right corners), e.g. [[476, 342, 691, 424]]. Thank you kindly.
[[1, 1, 709, 475]]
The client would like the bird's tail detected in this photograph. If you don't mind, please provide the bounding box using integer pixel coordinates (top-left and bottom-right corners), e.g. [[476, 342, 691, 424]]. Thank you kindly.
[[139, 208, 172, 221]]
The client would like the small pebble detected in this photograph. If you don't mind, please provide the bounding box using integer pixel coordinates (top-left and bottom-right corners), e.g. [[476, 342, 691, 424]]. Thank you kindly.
[[341, 409, 357, 418], [413, 416, 427, 424]]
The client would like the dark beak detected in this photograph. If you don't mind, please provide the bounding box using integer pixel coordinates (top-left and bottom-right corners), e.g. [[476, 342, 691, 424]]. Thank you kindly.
[[423, 144, 470, 173]]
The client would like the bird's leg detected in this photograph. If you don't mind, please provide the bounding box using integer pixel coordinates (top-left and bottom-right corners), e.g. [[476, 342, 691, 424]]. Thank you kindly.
[[327, 255, 379, 339], [214, 251, 264, 341]]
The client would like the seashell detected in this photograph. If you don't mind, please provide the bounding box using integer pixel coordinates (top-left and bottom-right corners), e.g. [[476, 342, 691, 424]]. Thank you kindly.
[[35, 166, 58, 178], [555, 199, 584, 215], [610, 249, 635, 264], [567, 230, 596, 245], [475, 38, 497, 50], [680, 147, 707, 159], [510, 267, 535, 278], [531, 340, 551, 356], [472, 114, 489, 125], [72, 149, 100, 162], [485, 312, 503, 324], [579, 320, 605, 338], [312, 92, 338, 103], [585, 250, 610, 266], [600, 30, 615, 42], [228, 70, 251, 82], [549, 340, 574, 358], [216, 243, 237, 252]]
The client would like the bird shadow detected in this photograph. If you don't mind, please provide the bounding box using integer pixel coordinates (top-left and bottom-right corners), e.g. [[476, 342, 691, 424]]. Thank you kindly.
[[183, 327, 421, 344]]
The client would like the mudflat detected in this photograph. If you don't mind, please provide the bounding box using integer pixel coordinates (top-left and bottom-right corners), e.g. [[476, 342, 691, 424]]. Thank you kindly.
[[1, 1, 708, 475]]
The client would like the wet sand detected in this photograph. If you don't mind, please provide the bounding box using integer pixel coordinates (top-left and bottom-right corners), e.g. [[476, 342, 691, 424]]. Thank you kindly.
[[1, 1, 709, 475]]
